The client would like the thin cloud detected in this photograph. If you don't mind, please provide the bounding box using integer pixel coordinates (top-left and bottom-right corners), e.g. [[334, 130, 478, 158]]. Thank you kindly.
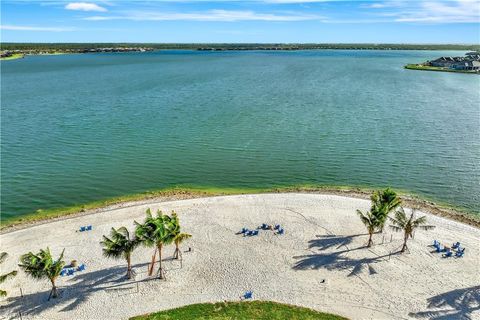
[[84, 9, 324, 21], [65, 2, 107, 12], [0, 24, 75, 31], [366, 0, 480, 23]]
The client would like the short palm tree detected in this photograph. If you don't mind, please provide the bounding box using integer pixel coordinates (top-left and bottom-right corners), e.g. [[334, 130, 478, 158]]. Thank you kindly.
[[371, 188, 401, 232], [101, 227, 140, 279], [0, 252, 17, 297], [135, 209, 176, 279], [356, 210, 380, 247], [173, 233, 192, 261], [19, 248, 65, 300], [170, 211, 192, 260], [390, 207, 435, 253]]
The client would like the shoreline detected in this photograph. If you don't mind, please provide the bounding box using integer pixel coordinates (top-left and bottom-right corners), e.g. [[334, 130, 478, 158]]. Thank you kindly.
[[2, 186, 479, 233], [404, 64, 479, 74]]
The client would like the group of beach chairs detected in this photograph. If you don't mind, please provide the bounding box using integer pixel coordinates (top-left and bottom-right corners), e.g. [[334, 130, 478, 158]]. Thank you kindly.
[[433, 240, 465, 258], [79, 225, 93, 232], [240, 223, 285, 237], [60, 264, 86, 277]]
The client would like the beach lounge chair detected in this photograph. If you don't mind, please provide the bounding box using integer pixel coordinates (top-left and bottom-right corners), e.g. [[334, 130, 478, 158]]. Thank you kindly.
[[77, 264, 86, 271], [274, 224, 280, 230], [252, 230, 259, 236], [260, 223, 268, 230], [243, 291, 253, 299], [435, 245, 444, 253], [278, 228, 285, 235], [433, 240, 440, 247], [455, 249, 465, 258], [79, 226, 86, 232], [86, 225, 92, 231], [443, 249, 453, 258], [241, 228, 248, 234], [60, 269, 67, 276], [452, 242, 460, 249]]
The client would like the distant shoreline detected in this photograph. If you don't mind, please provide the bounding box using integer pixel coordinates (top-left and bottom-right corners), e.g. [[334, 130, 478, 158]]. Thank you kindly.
[[2, 186, 479, 233]]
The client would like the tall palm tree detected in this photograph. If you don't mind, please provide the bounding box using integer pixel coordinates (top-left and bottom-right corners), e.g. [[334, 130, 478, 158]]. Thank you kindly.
[[389, 208, 435, 253], [19, 248, 65, 300], [101, 227, 140, 279], [371, 188, 402, 232], [0, 252, 17, 297], [356, 210, 380, 247], [135, 209, 176, 279]]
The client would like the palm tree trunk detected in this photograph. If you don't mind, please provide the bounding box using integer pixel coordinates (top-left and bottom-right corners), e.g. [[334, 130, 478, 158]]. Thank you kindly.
[[49, 278, 58, 300], [367, 230, 373, 247], [157, 243, 165, 280], [174, 242, 179, 259], [148, 247, 157, 276], [401, 232, 408, 253], [126, 253, 132, 279]]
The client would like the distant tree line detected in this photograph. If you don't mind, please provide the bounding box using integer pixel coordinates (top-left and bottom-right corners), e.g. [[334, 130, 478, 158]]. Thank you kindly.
[[1, 43, 479, 52]]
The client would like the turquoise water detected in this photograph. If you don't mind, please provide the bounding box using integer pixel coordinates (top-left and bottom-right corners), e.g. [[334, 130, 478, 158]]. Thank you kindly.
[[1, 50, 479, 218]]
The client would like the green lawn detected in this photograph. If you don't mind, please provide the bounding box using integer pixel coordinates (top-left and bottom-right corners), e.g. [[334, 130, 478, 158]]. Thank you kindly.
[[0, 53, 24, 61], [404, 64, 478, 74], [130, 301, 347, 320]]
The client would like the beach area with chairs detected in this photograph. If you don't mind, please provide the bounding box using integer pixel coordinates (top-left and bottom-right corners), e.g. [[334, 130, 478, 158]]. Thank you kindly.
[[1, 193, 479, 320]]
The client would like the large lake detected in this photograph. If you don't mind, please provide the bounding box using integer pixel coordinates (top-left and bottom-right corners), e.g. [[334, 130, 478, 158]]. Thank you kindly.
[[1, 50, 479, 219]]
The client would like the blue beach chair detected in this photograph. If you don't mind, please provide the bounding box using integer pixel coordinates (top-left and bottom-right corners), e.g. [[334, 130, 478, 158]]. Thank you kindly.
[[452, 242, 460, 249], [241, 227, 248, 234], [274, 224, 280, 230], [77, 264, 86, 271], [278, 228, 285, 235], [60, 269, 67, 276], [243, 291, 253, 299], [79, 226, 86, 232], [455, 248, 465, 258], [443, 249, 453, 258], [433, 240, 440, 247], [86, 225, 92, 231], [436, 245, 444, 253], [252, 230, 259, 236]]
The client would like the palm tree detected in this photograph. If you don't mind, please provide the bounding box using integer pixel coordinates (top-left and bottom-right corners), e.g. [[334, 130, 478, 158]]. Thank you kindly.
[[356, 210, 380, 247], [173, 233, 192, 261], [101, 227, 140, 279], [135, 209, 176, 279], [0, 252, 17, 297], [19, 248, 65, 300], [389, 208, 435, 253], [371, 188, 401, 232], [170, 211, 192, 261]]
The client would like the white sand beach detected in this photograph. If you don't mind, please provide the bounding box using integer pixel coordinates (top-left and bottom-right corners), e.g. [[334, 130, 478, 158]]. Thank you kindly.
[[1, 193, 479, 320]]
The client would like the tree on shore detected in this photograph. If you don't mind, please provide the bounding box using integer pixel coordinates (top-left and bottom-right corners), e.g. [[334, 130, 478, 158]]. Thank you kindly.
[[170, 211, 192, 261], [356, 210, 380, 247], [19, 248, 65, 300], [135, 209, 176, 279], [371, 188, 401, 232], [389, 208, 435, 253], [101, 227, 140, 279], [0, 252, 17, 297]]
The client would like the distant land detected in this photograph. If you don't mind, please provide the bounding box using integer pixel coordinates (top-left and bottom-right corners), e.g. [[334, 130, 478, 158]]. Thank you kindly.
[[1, 43, 480, 53]]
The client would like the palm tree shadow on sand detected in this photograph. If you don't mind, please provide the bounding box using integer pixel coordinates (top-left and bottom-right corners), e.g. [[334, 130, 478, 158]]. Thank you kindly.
[[2, 262, 156, 317], [293, 234, 398, 277], [409, 285, 480, 320]]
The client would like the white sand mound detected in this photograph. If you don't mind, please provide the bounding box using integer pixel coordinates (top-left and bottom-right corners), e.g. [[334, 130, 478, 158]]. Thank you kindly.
[[1, 194, 479, 320]]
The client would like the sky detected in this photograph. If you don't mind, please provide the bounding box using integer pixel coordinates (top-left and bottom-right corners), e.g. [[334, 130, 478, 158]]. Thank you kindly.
[[1, 0, 479, 43]]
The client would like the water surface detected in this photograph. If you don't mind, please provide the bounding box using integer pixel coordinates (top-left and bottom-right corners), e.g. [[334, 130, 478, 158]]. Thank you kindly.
[[1, 50, 479, 218]]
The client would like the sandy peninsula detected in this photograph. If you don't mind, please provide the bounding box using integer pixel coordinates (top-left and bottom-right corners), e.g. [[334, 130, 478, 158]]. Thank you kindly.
[[0, 194, 479, 320]]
